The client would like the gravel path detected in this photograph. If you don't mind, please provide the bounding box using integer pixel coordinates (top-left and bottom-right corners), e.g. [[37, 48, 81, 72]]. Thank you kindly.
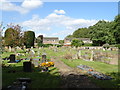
[[51, 56, 100, 88]]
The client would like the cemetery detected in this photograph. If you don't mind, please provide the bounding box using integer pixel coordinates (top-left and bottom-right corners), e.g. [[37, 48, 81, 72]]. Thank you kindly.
[[1, 46, 119, 89], [1, 15, 120, 88]]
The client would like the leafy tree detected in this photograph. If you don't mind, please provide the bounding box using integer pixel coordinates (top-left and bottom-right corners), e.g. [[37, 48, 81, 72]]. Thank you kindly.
[[4, 24, 24, 47], [59, 40, 64, 45], [113, 15, 120, 44], [66, 35, 73, 38], [89, 20, 116, 46], [71, 39, 84, 47], [24, 31, 35, 48], [73, 28, 91, 38]]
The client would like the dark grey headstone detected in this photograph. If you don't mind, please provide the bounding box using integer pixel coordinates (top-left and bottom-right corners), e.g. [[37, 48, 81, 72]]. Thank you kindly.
[[8, 54, 16, 63], [23, 62, 32, 72]]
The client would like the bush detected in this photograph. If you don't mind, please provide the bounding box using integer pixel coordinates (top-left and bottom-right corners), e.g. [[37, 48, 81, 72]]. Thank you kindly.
[[103, 43, 110, 49], [24, 31, 35, 48], [115, 44, 120, 49], [83, 43, 93, 46], [71, 39, 84, 47]]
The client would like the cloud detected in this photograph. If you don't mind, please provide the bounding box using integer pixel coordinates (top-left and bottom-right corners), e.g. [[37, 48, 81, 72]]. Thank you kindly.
[[21, 0, 43, 9], [20, 10, 98, 38], [54, 10, 66, 14], [0, 0, 43, 14]]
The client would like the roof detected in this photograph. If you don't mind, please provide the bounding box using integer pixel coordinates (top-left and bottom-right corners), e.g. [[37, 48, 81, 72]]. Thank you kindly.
[[64, 37, 91, 41], [43, 37, 59, 39]]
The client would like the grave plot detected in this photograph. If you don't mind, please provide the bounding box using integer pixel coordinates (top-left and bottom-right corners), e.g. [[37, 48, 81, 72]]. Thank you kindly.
[[77, 65, 112, 80]]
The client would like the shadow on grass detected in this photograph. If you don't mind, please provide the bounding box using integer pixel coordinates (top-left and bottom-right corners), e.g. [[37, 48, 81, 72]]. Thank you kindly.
[[2, 65, 61, 89], [88, 72, 120, 89]]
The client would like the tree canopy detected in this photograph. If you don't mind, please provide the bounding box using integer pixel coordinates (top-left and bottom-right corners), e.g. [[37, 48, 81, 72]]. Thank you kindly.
[[4, 24, 24, 47], [66, 15, 120, 46], [24, 31, 35, 48]]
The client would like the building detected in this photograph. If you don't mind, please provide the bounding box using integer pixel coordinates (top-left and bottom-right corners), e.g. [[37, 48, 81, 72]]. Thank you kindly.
[[43, 37, 59, 45], [37, 35, 59, 45], [64, 37, 92, 46]]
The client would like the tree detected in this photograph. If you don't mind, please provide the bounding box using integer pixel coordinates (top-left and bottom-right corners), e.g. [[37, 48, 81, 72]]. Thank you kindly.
[[71, 39, 84, 47], [66, 35, 73, 38], [59, 40, 64, 45], [4, 24, 23, 47], [73, 28, 91, 38], [89, 20, 116, 46], [113, 15, 120, 44], [24, 31, 35, 48]]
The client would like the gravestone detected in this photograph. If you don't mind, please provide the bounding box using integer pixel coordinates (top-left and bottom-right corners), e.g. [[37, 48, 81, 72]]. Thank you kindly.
[[9, 46, 12, 52], [29, 49, 35, 58], [90, 51, 94, 61], [23, 62, 32, 72], [42, 53, 46, 61], [11, 48, 15, 52], [78, 50, 81, 59], [32, 59, 39, 67], [8, 54, 16, 63], [37, 51, 40, 56]]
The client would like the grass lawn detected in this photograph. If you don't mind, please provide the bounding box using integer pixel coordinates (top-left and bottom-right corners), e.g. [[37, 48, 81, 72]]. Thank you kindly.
[[2, 62, 61, 88], [2, 53, 61, 88], [2, 47, 120, 88], [61, 59, 119, 88]]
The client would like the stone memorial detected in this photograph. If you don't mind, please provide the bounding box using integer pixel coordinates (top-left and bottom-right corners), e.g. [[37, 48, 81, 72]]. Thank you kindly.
[[78, 50, 81, 59], [90, 51, 94, 61], [8, 46, 12, 52], [8, 54, 16, 63], [29, 49, 35, 58], [42, 53, 46, 61], [23, 62, 32, 72], [32, 59, 39, 67]]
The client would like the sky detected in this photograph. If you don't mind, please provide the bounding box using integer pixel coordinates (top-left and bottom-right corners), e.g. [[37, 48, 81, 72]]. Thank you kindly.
[[0, 0, 119, 40]]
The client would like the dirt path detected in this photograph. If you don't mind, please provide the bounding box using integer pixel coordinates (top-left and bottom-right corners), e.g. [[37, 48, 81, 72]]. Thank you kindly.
[[51, 56, 100, 88]]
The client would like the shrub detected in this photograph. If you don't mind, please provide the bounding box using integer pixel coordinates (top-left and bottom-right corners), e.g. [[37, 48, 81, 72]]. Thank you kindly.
[[24, 31, 35, 48], [103, 43, 110, 49]]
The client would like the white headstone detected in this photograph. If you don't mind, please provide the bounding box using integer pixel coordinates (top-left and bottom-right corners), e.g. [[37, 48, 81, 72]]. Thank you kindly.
[[9, 46, 12, 52], [90, 50, 94, 61], [29, 49, 35, 58], [78, 50, 81, 59]]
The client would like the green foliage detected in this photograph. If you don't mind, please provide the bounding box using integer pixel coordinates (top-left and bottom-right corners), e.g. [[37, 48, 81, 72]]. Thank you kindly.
[[4, 28, 19, 47], [66, 35, 73, 38], [59, 40, 64, 45], [115, 44, 120, 49], [113, 15, 120, 44], [4, 24, 24, 47], [89, 20, 116, 46], [103, 43, 110, 49], [66, 15, 120, 46], [24, 31, 35, 48], [83, 43, 93, 46], [73, 28, 91, 38], [71, 39, 84, 47]]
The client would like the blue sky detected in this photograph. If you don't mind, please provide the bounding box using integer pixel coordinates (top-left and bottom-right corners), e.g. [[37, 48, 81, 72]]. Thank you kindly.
[[0, 0, 119, 40]]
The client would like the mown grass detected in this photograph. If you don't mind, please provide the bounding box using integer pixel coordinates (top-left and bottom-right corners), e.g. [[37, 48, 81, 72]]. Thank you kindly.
[[2, 50, 61, 88], [61, 59, 119, 88], [2, 47, 119, 88], [61, 59, 118, 73]]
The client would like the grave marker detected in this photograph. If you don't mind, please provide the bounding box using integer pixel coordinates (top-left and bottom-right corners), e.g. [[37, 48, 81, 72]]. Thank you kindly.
[[8, 54, 16, 63], [23, 62, 32, 72], [90, 51, 94, 61]]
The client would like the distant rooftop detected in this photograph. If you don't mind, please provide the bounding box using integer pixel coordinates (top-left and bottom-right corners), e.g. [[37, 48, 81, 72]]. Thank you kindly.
[[43, 37, 59, 39]]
